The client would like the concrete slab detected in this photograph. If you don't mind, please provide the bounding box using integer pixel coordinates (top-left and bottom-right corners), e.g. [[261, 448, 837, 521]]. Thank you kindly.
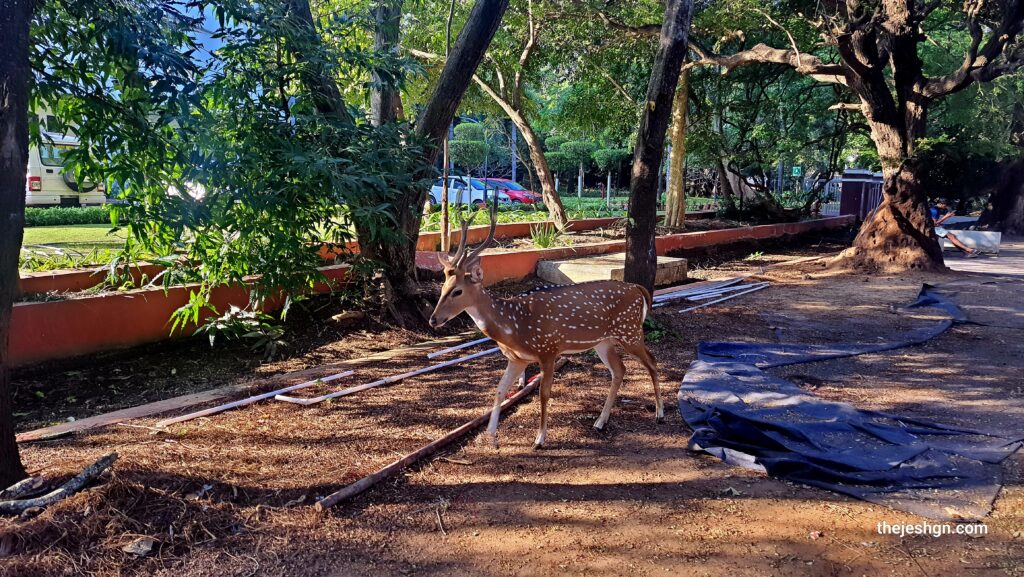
[[946, 236, 1024, 278], [537, 253, 687, 286], [941, 230, 1002, 253]]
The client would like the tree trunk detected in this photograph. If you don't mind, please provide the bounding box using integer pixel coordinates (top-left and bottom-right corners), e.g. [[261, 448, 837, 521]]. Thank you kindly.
[[471, 77, 568, 226], [978, 158, 1024, 234], [285, 0, 355, 125], [0, 0, 32, 488], [522, 124, 568, 226], [623, 0, 694, 293], [370, 0, 403, 127], [414, 0, 509, 161], [664, 66, 689, 228], [845, 162, 944, 270], [360, 0, 509, 318], [286, 0, 509, 323], [841, 116, 944, 271]]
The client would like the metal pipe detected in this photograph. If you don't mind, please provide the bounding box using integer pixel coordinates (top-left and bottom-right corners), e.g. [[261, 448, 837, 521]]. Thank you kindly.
[[275, 347, 502, 406], [427, 336, 493, 359], [676, 283, 769, 313], [652, 279, 746, 308], [156, 370, 356, 428], [652, 278, 744, 302], [683, 282, 770, 301]]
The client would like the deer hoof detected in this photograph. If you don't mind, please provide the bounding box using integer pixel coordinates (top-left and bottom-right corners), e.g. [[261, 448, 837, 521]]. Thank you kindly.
[[531, 442, 545, 451], [593, 420, 606, 431]]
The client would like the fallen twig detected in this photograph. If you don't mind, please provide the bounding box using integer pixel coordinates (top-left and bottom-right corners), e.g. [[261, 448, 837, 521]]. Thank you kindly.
[[0, 453, 118, 516], [0, 476, 46, 500]]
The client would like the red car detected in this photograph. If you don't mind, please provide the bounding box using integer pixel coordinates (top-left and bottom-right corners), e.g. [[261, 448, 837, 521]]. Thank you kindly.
[[484, 178, 543, 205]]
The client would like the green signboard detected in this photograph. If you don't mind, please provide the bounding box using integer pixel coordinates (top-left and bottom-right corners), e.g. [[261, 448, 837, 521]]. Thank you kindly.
[[791, 166, 802, 177]]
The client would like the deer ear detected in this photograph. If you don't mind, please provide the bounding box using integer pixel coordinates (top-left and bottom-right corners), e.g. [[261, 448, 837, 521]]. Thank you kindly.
[[467, 261, 485, 284]]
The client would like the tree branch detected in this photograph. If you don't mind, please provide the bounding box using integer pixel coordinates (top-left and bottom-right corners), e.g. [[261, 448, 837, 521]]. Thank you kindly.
[[688, 42, 850, 86], [594, 65, 638, 105], [512, 0, 538, 109], [283, 0, 355, 125], [923, 0, 1024, 99]]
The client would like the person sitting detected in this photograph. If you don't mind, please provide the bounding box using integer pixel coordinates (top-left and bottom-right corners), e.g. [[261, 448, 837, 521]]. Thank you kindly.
[[931, 199, 980, 258]]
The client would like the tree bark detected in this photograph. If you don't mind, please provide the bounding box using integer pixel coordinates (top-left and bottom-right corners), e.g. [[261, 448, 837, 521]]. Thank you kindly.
[[846, 158, 944, 270], [664, 66, 689, 228], [413, 0, 509, 163], [0, 0, 33, 488], [370, 0, 403, 127], [841, 91, 944, 270], [623, 0, 694, 293]]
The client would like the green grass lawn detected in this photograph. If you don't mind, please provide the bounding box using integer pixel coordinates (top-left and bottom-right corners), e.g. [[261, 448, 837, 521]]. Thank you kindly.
[[20, 225, 128, 272], [22, 224, 127, 251]]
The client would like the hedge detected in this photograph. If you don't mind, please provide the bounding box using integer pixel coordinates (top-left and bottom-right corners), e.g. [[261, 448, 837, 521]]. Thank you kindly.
[[25, 206, 117, 227]]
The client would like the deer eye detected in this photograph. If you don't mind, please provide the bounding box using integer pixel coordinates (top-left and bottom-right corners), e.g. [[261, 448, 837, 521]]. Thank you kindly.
[[451, 288, 463, 298]]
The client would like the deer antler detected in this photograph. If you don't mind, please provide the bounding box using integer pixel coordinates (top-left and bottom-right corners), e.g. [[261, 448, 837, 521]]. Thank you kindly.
[[463, 197, 498, 264], [440, 188, 498, 268], [441, 187, 471, 267]]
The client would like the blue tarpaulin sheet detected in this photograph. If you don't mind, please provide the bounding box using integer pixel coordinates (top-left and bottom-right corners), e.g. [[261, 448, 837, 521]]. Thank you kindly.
[[678, 285, 1022, 520]]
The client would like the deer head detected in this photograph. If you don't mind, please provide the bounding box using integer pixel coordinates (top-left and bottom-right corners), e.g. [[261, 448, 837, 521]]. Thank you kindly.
[[429, 198, 498, 329]]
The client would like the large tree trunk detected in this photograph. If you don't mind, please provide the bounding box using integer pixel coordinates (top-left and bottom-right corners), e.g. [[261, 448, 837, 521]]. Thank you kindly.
[[664, 66, 689, 228], [370, 0, 403, 126], [846, 161, 944, 270], [978, 158, 1024, 234], [623, 0, 694, 293], [413, 0, 508, 162], [0, 0, 32, 488], [841, 114, 945, 271]]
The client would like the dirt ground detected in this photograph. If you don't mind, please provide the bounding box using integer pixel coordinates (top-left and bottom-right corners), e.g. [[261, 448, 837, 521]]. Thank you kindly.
[[3, 236, 1023, 577]]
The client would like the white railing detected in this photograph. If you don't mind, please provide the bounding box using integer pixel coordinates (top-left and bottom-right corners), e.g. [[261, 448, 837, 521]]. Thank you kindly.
[[820, 178, 843, 216]]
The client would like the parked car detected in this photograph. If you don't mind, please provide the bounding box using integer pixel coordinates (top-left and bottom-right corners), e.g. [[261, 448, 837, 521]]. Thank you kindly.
[[427, 176, 511, 209], [25, 132, 105, 206], [483, 178, 543, 205]]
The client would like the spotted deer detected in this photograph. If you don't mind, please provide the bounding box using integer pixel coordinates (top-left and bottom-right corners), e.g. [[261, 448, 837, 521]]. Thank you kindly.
[[429, 201, 662, 448]]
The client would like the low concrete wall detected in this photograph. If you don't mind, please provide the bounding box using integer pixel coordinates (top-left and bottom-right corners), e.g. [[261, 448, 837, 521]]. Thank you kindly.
[[418, 216, 855, 286], [21, 213, 719, 296], [17, 262, 165, 297], [9, 264, 349, 367]]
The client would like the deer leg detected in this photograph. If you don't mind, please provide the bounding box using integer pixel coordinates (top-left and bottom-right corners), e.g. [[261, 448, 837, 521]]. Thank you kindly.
[[487, 359, 528, 447], [533, 358, 556, 449], [593, 340, 626, 430], [624, 341, 663, 422]]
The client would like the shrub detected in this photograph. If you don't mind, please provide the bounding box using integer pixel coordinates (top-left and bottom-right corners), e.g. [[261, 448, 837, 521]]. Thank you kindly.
[[529, 223, 564, 248], [25, 205, 117, 227]]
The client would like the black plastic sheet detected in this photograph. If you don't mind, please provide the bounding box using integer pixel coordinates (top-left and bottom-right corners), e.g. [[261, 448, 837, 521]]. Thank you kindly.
[[678, 285, 1022, 520]]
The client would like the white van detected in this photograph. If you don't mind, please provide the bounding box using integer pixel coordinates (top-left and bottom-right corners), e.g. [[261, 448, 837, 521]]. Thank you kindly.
[[26, 133, 105, 206]]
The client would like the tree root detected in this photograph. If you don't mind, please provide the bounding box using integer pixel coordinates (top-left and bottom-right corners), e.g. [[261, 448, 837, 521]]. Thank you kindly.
[[0, 452, 118, 516]]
